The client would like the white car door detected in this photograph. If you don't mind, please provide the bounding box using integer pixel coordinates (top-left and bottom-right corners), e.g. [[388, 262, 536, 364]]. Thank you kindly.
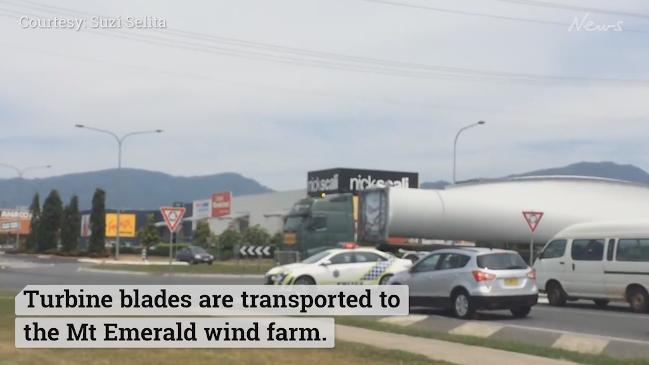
[[321, 252, 365, 284], [428, 253, 471, 298], [535, 239, 569, 291], [564, 239, 606, 298], [354, 251, 389, 284], [408, 253, 443, 299]]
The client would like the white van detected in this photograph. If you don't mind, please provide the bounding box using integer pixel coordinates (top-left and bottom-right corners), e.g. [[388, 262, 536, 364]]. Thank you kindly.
[[534, 220, 649, 312]]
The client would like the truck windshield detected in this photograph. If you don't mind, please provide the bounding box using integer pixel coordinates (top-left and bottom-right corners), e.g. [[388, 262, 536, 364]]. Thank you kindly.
[[477, 253, 528, 270], [284, 216, 304, 231]]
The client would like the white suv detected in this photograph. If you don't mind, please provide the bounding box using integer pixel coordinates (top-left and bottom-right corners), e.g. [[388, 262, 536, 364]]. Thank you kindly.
[[389, 248, 538, 318]]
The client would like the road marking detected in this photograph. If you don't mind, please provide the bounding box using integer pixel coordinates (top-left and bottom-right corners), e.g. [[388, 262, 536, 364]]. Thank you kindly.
[[379, 315, 428, 326], [535, 304, 649, 321], [449, 322, 503, 338], [552, 334, 609, 354], [497, 322, 649, 346]]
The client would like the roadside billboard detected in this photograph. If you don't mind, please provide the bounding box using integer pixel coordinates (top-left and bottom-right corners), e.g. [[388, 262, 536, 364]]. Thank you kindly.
[[211, 192, 232, 217], [105, 213, 136, 238], [0, 209, 31, 235], [0, 219, 30, 235], [193, 199, 212, 219]]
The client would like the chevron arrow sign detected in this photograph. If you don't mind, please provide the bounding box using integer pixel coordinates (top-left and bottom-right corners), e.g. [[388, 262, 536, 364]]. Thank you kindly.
[[239, 245, 275, 258]]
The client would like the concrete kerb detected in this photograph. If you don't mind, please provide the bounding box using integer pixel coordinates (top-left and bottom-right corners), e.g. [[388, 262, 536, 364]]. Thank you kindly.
[[77, 258, 189, 266], [75, 266, 265, 279]]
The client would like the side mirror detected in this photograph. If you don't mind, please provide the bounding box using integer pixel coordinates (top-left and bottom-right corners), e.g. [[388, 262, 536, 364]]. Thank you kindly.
[[320, 260, 332, 267]]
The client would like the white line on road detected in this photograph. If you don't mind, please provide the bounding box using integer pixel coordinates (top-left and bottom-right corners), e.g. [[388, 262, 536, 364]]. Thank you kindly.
[[495, 322, 649, 346], [534, 304, 649, 321]]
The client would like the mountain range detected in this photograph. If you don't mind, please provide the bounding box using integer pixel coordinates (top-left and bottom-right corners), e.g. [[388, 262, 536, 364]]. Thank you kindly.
[[0, 168, 272, 210], [1, 161, 648, 209], [419, 161, 649, 189]]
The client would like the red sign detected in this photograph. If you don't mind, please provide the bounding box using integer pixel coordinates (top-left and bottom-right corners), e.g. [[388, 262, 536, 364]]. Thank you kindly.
[[211, 192, 232, 217], [160, 207, 186, 232], [522, 211, 544, 233]]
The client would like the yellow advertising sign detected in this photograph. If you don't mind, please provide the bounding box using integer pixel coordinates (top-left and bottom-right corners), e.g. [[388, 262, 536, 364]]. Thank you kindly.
[[105, 213, 136, 237]]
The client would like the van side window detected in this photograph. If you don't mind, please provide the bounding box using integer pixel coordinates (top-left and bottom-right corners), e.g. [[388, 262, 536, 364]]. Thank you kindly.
[[541, 240, 567, 259], [571, 239, 604, 261], [606, 239, 616, 261], [616, 239, 649, 262]]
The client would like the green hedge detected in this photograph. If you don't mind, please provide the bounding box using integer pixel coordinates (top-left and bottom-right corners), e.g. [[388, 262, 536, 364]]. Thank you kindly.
[[148, 243, 190, 257]]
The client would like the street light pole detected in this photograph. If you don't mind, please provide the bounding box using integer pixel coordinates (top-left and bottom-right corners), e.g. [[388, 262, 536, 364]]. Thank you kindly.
[[75, 124, 162, 260], [452, 121, 486, 184], [0, 163, 51, 249]]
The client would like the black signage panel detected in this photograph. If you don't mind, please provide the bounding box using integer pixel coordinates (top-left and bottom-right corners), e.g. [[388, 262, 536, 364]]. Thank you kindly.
[[307, 168, 418, 197]]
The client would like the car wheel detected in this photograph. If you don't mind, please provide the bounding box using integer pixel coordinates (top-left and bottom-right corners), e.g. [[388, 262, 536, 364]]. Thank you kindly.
[[510, 306, 532, 318], [208, 261, 213, 265], [593, 299, 609, 307], [379, 274, 393, 285], [294, 276, 316, 285], [546, 282, 567, 306], [627, 287, 649, 313], [451, 291, 475, 319]]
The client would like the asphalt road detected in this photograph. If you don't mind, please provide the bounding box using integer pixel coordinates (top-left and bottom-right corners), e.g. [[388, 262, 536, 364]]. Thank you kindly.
[[2, 254, 648, 346]]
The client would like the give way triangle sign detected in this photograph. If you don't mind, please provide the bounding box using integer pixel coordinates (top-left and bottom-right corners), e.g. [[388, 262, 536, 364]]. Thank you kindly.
[[522, 211, 544, 233], [160, 206, 186, 232]]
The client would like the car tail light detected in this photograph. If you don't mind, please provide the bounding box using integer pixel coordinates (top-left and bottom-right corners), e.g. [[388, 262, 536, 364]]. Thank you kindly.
[[472, 270, 496, 282], [527, 269, 536, 280]]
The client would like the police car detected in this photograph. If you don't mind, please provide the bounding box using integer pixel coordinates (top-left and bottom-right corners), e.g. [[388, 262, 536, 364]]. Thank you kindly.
[[264, 248, 412, 285]]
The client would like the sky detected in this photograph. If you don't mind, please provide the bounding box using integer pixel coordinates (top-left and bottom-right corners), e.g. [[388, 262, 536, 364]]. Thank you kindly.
[[0, 0, 648, 190]]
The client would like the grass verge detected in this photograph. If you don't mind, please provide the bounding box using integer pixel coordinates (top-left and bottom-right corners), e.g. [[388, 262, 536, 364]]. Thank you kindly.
[[337, 317, 649, 365], [89, 259, 274, 275], [0, 293, 451, 365]]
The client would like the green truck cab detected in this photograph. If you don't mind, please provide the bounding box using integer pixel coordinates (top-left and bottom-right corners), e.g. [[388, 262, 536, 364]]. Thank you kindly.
[[281, 194, 356, 258]]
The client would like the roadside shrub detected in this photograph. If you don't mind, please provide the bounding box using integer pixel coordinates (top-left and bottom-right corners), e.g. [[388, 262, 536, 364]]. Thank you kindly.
[[148, 243, 190, 257]]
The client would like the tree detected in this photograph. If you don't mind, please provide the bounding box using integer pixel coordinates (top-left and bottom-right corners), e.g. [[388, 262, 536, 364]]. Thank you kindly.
[[38, 190, 63, 252], [193, 220, 211, 247], [60, 195, 81, 253], [271, 231, 283, 246], [138, 213, 159, 261], [242, 225, 271, 246], [26, 193, 41, 252], [217, 229, 241, 259], [88, 188, 106, 254]]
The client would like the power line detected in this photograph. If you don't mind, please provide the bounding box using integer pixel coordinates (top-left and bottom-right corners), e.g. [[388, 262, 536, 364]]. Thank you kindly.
[[493, 0, 649, 20], [2, 0, 648, 86], [362, 0, 649, 34], [362, 0, 566, 26]]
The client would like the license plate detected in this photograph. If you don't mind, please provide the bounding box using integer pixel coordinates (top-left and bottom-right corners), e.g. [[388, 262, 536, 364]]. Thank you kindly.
[[504, 278, 519, 286]]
